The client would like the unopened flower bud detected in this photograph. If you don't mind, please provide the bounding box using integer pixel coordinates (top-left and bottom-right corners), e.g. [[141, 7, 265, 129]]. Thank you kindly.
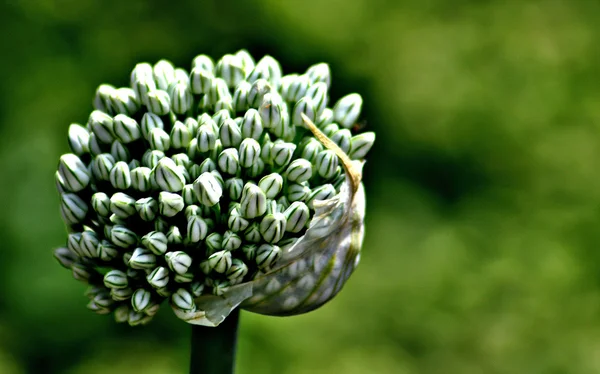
[[131, 288, 152, 312], [233, 81, 251, 113], [129, 167, 151, 192], [315, 150, 339, 179], [206, 250, 232, 274], [205, 232, 223, 255], [238, 138, 261, 168], [80, 230, 100, 258], [141, 112, 164, 139], [60, 193, 88, 225], [170, 82, 193, 115], [333, 93, 362, 128], [141, 231, 168, 255], [286, 74, 310, 102], [171, 288, 195, 313], [225, 177, 244, 200], [246, 158, 265, 178], [58, 154, 90, 192], [228, 207, 249, 232], [109, 161, 131, 190], [270, 142, 296, 168], [219, 118, 242, 148], [186, 215, 209, 243], [67, 124, 90, 156], [98, 240, 119, 261], [285, 159, 313, 183], [349, 131, 376, 160], [306, 63, 331, 87], [287, 182, 311, 202], [54, 247, 78, 269], [212, 280, 231, 296], [193, 172, 222, 207], [255, 244, 281, 271], [153, 158, 185, 192], [196, 124, 217, 153], [111, 287, 133, 302], [284, 201, 310, 233], [190, 68, 214, 95], [240, 183, 267, 219], [222, 230, 242, 251], [93, 84, 116, 113], [113, 115, 141, 146], [216, 54, 245, 88], [258, 173, 283, 199], [147, 266, 169, 289], [248, 79, 271, 108], [158, 191, 184, 217], [153, 60, 176, 90], [104, 269, 128, 289], [167, 226, 184, 245], [134, 197, 157, 222], [259, 212, 286, 243], [91, 192, 110, 217], [165, 251, 192, 275], [307, 184, 336, 209], [110, 225, 138, 248], [89, 110, 115, 144], [146, 90, 171, 115], [330, 128, 352, 154], [148, 127, 171, 152]]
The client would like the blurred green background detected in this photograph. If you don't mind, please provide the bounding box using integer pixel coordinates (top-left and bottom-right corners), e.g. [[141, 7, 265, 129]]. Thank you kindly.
[[1, 0, 599, 373]]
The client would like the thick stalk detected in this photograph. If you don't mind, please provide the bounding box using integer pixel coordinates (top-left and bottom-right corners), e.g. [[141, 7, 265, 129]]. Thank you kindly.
[[189, 308, 240, 374]]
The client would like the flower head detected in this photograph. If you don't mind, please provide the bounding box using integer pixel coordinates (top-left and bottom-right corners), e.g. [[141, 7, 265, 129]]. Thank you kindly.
[[53, 51, 375, 326]]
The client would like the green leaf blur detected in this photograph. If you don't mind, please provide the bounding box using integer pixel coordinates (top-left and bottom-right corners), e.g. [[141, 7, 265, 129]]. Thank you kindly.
[[1, 0, 598, 373]]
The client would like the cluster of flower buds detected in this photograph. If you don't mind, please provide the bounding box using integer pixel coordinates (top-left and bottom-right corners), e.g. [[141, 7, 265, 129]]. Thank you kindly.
[[53, 51, 375, 326]]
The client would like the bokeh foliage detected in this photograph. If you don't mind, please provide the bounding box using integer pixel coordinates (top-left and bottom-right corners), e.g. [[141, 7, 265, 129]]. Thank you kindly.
[[1, 0, 599, 373]]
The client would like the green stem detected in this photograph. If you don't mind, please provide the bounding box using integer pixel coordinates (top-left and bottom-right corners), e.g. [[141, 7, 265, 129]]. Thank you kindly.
[[189, 308, 240, 374]]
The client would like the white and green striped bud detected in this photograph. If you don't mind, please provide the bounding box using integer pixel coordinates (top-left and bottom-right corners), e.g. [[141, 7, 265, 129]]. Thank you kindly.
[[258, 173, 283, 199], [196, 124, 218, 153], [226, 258, 248, 281], [318, 107, 335, 126], [167, 226, 184, 245], [228, 207, 249, 232], [305, 82, 328, 116], [98, 240, 119, 261], [188, 281, 204, 298], [286, 74, 310, 102], [158, 191, 184, 217], [236, 49, 255, 70], [87, 301, 110, 315], [225, 177, 244, 200], [129, 247, 157, 270], [130, 167, 151, 192], [193, 172, 223, 207], [114, 305, 130, 323], [88, 133, 103, 156], [300, 137, 324, 162], [184, 117, 199, 135], [211, 280, 231, 296], [330, 128, 352, 154], [93, 84, 116, 113], [104, 270, 128, 289], [91, 192, 110, 216], [198, 159, 216, 175], [216, 54, 245, 88], [79, 231, 98, 258], [171, 288, 195, 313], [222, 231, 242, 251], [152, 158, 185, 192], [110, 140, 131, 162], [284, 201, 310, 233], [89, 110, 115, 143], [182, 184, 196, 205], [128, 159, 141, 170], [270, 142, 296, 168], [219, 118, 242, 148], [147, 266, 169, 289], [91, 154, 115, 181], [148, 127, 171, 151], [192, 54, 214, 72], [109, 161, 131, 190], [217, 148, 240, 175], [279, 74, 296, 99], [131, 288, 152, 312], [349, 131, 375, 160], [141, 112, 164, 139], [170, 82, 193, 115], [205, 232, 223, 255], [60, 193, 88, 225], [287, 182, 311, 202], [315, 150, 339, 179], [292, 97, 316, 126], [132, 70, 157, 106], [110, 225, 138, 248], [174, 271, 194, 283], [142, 150, 165, 169], [333, 93, 362, 128], [255, 55, 282, 87], [307, 184, 336, 209], [277, 195, 291, 210], [246, 63, 270, 84], [135, 197, 158, 222], [186, 215, 209, 243], [146, 90, 171, 115], [141, 231, 168, 255], [246, 157, 265, 178], [54, 247, 78, 269], [241, 108, 263, 140], [255, 244, 281, 270], [233, 81, 251, 113], [306, 62, 331, 87], [248, 79, 271, 108], [206, 250, 232, 274], [165, 251, 192, 275], [58, 154, 90, 192], [259, 212, 286, 243], [169, 121, 192, 149], [259, 93, 283, 129], [67, 124, 90, 156], [71, 262, 96, 283], [153, 60, 176, 90], [111, 287, 133, 302], [240, 183, 267, 219], [285, 159, 313, 183], [110, 88, 140, 116], [190, 68, 214, 95], [241, 244, 257, 261], [209, 78, 232, 104]]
